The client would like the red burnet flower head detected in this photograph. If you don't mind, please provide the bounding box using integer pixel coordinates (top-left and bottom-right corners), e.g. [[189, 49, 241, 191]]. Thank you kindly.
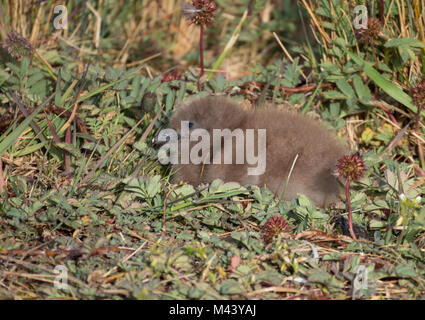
[[262, 216, 290, 244], [182, 0, 216, 26], [410, 77, 425, 106], [2, 30, 34, 59], [161, 71, 182, 83], [336, 152, 366, 182], [356, 17, 382, 46]]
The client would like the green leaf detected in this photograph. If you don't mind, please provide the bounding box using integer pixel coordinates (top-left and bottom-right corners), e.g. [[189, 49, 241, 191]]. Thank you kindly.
[[165, 90, 176, 112], [29, 79, 48, 98], [12, 142, 47, 157], [60, 67, 72, 82], [145, 175, 162, 198], [395, 262, 417, 278], [27, 72, 45, 88], [345, 50, 417, 112], [298, 194, 314, 208], [215, 74, 227, 92], [6, 62, 21, 75], [323, 90, 348, 100], [329, 102, 340, 118], [377, 62, 393, 73], [56, 143, 82, 157], [252, 0, 267, 14], [130, 75, 141, 98], [173, 184, 196, 197], [385, 38, 425, 48], [218, 280, 244, 295], [322, 21, 336, 30], [140, 76, 151, 96], [20, 57, 30, 78], [177, 81, 186, 102], [0, 68, 10, 86], [0, 94, 54, 154], [336, 79, 355, 98], [105, 67, 120, 81], [352, 75, 372, 103], [398, 47, 411, 64], [113, 79, 128, 90]]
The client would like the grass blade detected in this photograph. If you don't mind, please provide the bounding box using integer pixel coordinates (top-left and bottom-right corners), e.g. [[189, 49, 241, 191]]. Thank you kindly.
[[346, 50, 417, 113], [0, 94, 54, 155]]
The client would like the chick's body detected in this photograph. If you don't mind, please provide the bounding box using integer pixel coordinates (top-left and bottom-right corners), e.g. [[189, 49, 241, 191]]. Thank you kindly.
[[167, 96, 348, 206]]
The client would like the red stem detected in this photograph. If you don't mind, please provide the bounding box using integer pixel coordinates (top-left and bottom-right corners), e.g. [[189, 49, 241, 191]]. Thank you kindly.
[[199, 25, 204, 77], [346, 180, 357, 240], [379, 0, 385, 23], [0, 158, 5, 194], [415, 103, 423, 132], [415, 103, 424, 170], [64, 126, 71, 174], [372, 94, 397, 124], [380, 105, 398, 125]]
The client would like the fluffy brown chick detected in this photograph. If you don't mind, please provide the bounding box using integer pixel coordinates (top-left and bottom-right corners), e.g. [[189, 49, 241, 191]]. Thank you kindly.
[[166, 96, 348, 207]]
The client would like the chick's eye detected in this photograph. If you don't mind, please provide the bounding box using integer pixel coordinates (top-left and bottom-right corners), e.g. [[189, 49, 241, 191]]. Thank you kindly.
[[188, 122, 194, 129]]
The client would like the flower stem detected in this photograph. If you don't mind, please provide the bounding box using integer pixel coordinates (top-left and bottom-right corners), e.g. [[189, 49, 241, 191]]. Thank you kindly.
[[199, 24, 204, 77], [379, 0, 385, 23], [346, 179, 357, 240], [416, 103, 424, 169]]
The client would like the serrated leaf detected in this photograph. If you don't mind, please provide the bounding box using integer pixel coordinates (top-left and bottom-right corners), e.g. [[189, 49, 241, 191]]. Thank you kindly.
[[27, 71, 45, 88], [20, 57, 30, 78], [369, 219, 386, 229], [29, 79, 47, 98], [336, 79, 355, 98], [0, 68, 10, 86], [351, 192, 367, 204], [298, 194, 314, 208], [113, 79, 128, 90], [165, 90, 175, 112], [105, 67, 120, 81], [377, 62, 393, 73], [209, 179, 224, 193], [140, 76, 150, 96], [60, 67, 72, 82], [56, 142, 82, 157], [215, 74, 227, 92], [330, 102, 340, 118], [399, 47, 410, 64], [216, 182, 243, 193], [130, 75, 141, 98], [395, 262, 417, 278], [6, 62, 21, 75], [252, 0, 267, 14], [146, 175, 162, 198], [323, 90, 348, 100], [385, 38, 425, 48], [322, 21, 336, 30], [218, 279, 244, 295], [385, 169, 397, 190], [173, 184, 196, 197]]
